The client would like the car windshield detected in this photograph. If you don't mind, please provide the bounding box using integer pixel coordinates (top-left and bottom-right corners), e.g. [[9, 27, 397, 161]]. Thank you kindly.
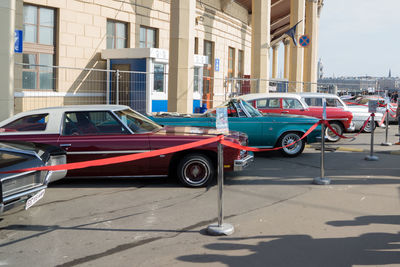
[[240, 100, 263, 117], [115, 109, 162, 133]]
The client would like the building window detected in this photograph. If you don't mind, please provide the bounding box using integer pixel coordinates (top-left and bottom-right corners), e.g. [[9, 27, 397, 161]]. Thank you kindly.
[[238, 50, 244, 78], [140, 26, 157, 48], [228, 47, 235, 78], [107, 20, 128, 49], [194, 67, 202, 93], [23, 4, 55, 90], [194, 37, 199, 54], [153, 64, 165, 93], [203, 40, 214, 106]]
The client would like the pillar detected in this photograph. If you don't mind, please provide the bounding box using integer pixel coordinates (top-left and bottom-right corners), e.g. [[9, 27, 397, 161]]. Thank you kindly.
[[303, 0, 318, 92], [0, 0, 15, 120], [251, 0, 271, 93], [283, 38, 290, 80], [168, 0, 195, 113], [271, 44, 279, 79], [288, 0, 305, 92]]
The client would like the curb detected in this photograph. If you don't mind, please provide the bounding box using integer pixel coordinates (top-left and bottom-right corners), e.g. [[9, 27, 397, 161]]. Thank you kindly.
[[306, 144, 400, 155]]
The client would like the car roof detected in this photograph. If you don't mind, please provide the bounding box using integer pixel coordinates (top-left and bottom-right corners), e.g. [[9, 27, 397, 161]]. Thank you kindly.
[[32, 105, 130, 112], [239, 93, 302, 101], [298, 92, 338, 98]]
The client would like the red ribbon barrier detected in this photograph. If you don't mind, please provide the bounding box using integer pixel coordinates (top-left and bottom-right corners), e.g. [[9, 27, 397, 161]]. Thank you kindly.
[[344, 101, 367, 107], [378, 111, 387, 126], [323, 116, 371, 139], [2, 136, 222, 174], [2, 121, 322, 173], [220, 121, 320, 152]]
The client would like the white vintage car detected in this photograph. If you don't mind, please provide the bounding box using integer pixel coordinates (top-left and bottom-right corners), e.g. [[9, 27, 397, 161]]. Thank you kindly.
[[299, 93, 384, 133]]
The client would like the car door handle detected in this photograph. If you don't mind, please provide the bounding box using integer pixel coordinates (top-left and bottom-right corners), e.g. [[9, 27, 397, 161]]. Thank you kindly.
[[281, 111, 289, 113]]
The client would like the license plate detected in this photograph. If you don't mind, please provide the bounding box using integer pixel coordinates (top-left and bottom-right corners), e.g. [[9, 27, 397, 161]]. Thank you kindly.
[[25, 189, 45, 210]]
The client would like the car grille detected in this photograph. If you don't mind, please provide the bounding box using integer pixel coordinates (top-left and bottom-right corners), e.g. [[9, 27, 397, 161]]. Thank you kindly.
[[2, 171, 45, 198]]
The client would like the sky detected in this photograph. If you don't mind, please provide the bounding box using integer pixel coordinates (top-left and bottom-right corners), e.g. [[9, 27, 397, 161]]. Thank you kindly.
[[317, 0, 400, 78], [276, 0, 400, 78]]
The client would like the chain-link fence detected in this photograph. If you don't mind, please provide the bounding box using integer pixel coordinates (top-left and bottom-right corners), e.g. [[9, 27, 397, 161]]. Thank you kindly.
[[15, 62, 392, 114]]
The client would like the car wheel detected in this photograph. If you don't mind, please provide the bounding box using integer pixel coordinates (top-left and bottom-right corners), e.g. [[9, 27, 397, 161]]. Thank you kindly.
[[325, 122, 343, 142], [278, 132, 305, 157], [177, 154, 215, 187], [363, 120, 376, 133]]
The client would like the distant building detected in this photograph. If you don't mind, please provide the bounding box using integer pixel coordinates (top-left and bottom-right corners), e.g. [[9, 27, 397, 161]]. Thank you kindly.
[[318, 77, 378, 94]]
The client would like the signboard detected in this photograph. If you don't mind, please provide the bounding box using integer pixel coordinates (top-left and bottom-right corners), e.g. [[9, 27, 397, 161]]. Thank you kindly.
[[299, 35, 310, 47], [216, 107, 229, 134], [368, 100, 378, 113], [215, 59, 220, 72], [14, 30, 23, 53]]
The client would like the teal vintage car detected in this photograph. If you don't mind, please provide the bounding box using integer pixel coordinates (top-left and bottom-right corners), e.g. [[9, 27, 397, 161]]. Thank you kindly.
[[149, 98, 322, 157]]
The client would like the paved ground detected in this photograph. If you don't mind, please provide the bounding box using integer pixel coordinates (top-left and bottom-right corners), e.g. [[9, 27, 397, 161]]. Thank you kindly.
[[1, 125, 400, 267]]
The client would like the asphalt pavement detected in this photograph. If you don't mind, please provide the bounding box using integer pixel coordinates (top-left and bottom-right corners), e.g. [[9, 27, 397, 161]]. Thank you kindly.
[[0, 124, 400, 266]]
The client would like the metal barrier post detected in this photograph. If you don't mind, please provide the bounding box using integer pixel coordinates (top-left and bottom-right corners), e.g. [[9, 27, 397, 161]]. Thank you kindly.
[[381, 108, 392, 146], [207, 140, 234, 236], [365, 113, 379, 161], [313, 121, 331, 185], [314, 98, 331, 185]]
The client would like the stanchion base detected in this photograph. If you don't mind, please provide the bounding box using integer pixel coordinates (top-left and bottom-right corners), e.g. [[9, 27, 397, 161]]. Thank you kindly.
[[207, 223, 234, 236], [365, 155, 379, 161], [381, 142, 392, 146], [313, 177, 331, 185]]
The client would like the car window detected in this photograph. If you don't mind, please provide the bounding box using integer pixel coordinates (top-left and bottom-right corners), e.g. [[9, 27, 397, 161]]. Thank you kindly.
[[2, 114, 49, 132], [234, 102, 247, 117], [257, 98, 280, 108], [326, 98, 337, 107], [63, 111, 128, 136], [115, 109, 162, 133], [303, 98, 322, 106], [227, 102, 238, 117], [282, 99, 303, 109], [241, 100, 262, 117]]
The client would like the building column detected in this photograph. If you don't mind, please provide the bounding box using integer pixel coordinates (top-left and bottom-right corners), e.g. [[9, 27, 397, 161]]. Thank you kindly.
[[288, 0, 305, 92], [303, 0, 318, 92], [168, 0, 195, 113], [283, 38, 290, 80], [271, 44, 279, 79], [251, 0, 271, 93], [0, 0, 15, 120]]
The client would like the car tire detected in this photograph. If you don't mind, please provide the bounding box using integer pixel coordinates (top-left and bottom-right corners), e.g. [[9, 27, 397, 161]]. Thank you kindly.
[[177, 154, 215, 187], [363, 120, 376, 133], [278, 132, 305, 157], [325, 122, 343, 142]]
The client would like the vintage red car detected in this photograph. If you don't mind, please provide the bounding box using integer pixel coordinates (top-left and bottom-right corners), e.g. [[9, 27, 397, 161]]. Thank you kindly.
[[241, 93, 354, 142], [0, 105, 253, 187]]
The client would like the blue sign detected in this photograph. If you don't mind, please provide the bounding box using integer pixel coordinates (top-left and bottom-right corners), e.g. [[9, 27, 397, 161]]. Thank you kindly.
[[215, 59, 220, 72], [14, 30, 23, 53], [299, 35, 310, 47]]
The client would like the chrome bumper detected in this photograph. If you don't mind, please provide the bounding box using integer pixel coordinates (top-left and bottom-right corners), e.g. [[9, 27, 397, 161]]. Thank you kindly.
[[234, 153, 254, 171], [346, 122, 355, 132]]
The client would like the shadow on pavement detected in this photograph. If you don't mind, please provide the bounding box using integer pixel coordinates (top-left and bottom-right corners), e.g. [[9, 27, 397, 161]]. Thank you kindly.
[[178, 232, 400, 267], [327, 215, 400, 227]]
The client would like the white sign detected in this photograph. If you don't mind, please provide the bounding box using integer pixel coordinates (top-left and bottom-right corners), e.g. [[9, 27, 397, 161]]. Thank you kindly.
[[25, 189, 45, 210], [368, 100, 378, 113], [216, 107, 229, 134]]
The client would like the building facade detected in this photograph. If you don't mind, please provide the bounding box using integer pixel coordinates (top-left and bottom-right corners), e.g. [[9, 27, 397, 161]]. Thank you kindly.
[[0, 0, 323, 120]]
